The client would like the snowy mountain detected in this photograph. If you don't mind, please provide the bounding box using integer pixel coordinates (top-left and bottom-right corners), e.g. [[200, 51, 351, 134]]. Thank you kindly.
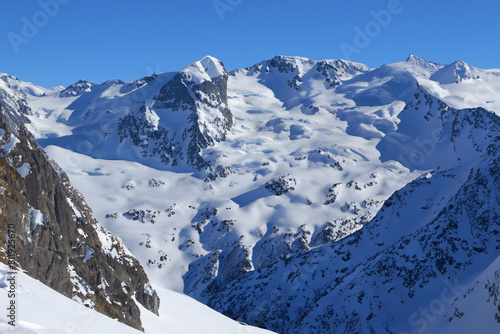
[[1, 54, 499, 333]]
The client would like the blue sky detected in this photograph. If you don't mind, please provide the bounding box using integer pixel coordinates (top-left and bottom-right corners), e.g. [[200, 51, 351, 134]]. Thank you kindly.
[[1, 0, 499, 88]]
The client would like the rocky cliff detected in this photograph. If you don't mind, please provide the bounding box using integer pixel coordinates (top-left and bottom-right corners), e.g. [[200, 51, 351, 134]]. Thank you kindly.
[[0, 102, 159, 331]]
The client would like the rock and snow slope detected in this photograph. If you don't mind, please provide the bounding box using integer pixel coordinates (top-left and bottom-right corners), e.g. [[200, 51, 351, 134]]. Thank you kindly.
[[0, 263, 274, 334], [0, 67, 274, 333], [202, 89, 500, 333], [1, 54, 499, 333], [0, 87, 160, 330]]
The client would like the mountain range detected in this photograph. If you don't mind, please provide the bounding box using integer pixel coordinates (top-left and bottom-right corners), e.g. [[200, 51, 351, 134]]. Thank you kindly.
[[1, 54, 499, 333]]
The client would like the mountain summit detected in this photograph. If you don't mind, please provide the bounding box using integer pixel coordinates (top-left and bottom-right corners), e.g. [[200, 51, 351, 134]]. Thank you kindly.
[[183, 55, 228, 83]]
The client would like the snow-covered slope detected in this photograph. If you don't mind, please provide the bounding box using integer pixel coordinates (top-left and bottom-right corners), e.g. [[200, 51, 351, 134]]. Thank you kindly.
[[0, 263, 274, 334], [200, 89, 500, 333], [2, 54, 500, 333]]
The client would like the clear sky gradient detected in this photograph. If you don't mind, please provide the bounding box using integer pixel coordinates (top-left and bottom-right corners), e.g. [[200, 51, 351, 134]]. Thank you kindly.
[[1, 0, 499, 88]]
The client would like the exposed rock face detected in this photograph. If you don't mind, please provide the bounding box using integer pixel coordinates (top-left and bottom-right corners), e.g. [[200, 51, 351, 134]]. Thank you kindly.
[[0, 105, 159, 331], [315, 59, 369, 87], [118, 56, 233, 172], [252, 224, 312, 270]]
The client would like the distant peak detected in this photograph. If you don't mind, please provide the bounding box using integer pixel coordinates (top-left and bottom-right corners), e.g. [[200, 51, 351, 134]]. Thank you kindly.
[[181, 55, 227, 84], [266, 55, 316, 75], [405, 54, 429, 63], [271, 55, 313, 62], [269, 55, 316, 67], [450, 59, 470, 68], [402, 54, 445, 77], [66, 79, 94, 89], [200, 55, 222, 64], [58, 79, 93, 97], [430, 59, 476, 84], [72, 79, 93, 85]]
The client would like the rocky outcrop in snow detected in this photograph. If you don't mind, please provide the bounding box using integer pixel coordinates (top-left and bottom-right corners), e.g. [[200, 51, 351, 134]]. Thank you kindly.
[[265, 175, 297, 196]]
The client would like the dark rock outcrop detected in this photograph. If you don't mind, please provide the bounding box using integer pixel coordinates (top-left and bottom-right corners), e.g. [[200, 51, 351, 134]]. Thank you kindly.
[[264, 175, 297, 196], [118, 57, 233, 173], [0, 104, 159, 331]]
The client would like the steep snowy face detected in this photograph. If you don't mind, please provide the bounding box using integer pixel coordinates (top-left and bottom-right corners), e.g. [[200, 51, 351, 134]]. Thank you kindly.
[[0, 262, 277, 334], [117, 56, 233, 171], [336, 62, 421, 107], [0, 72, 54, 97], [200, 91, 500, 334], [183, 55, 228, 84]]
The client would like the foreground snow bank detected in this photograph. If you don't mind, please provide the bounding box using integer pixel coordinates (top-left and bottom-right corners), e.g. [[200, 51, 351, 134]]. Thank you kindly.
[[0, 264, 274, 334]]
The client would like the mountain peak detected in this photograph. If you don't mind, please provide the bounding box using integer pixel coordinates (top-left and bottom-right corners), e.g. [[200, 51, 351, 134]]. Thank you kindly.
[[271, 55, 314, 63], [450, 59, 471, 69], [59, 79, 93, 97], [200, 55, 227, 77], [268, 55, 316, 74], [405, 54, 426, 62], [182, 56, 227, 84], [404, 54, 442, 68], [400, 54, 444, 78], [430, 59, 477, 84]]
